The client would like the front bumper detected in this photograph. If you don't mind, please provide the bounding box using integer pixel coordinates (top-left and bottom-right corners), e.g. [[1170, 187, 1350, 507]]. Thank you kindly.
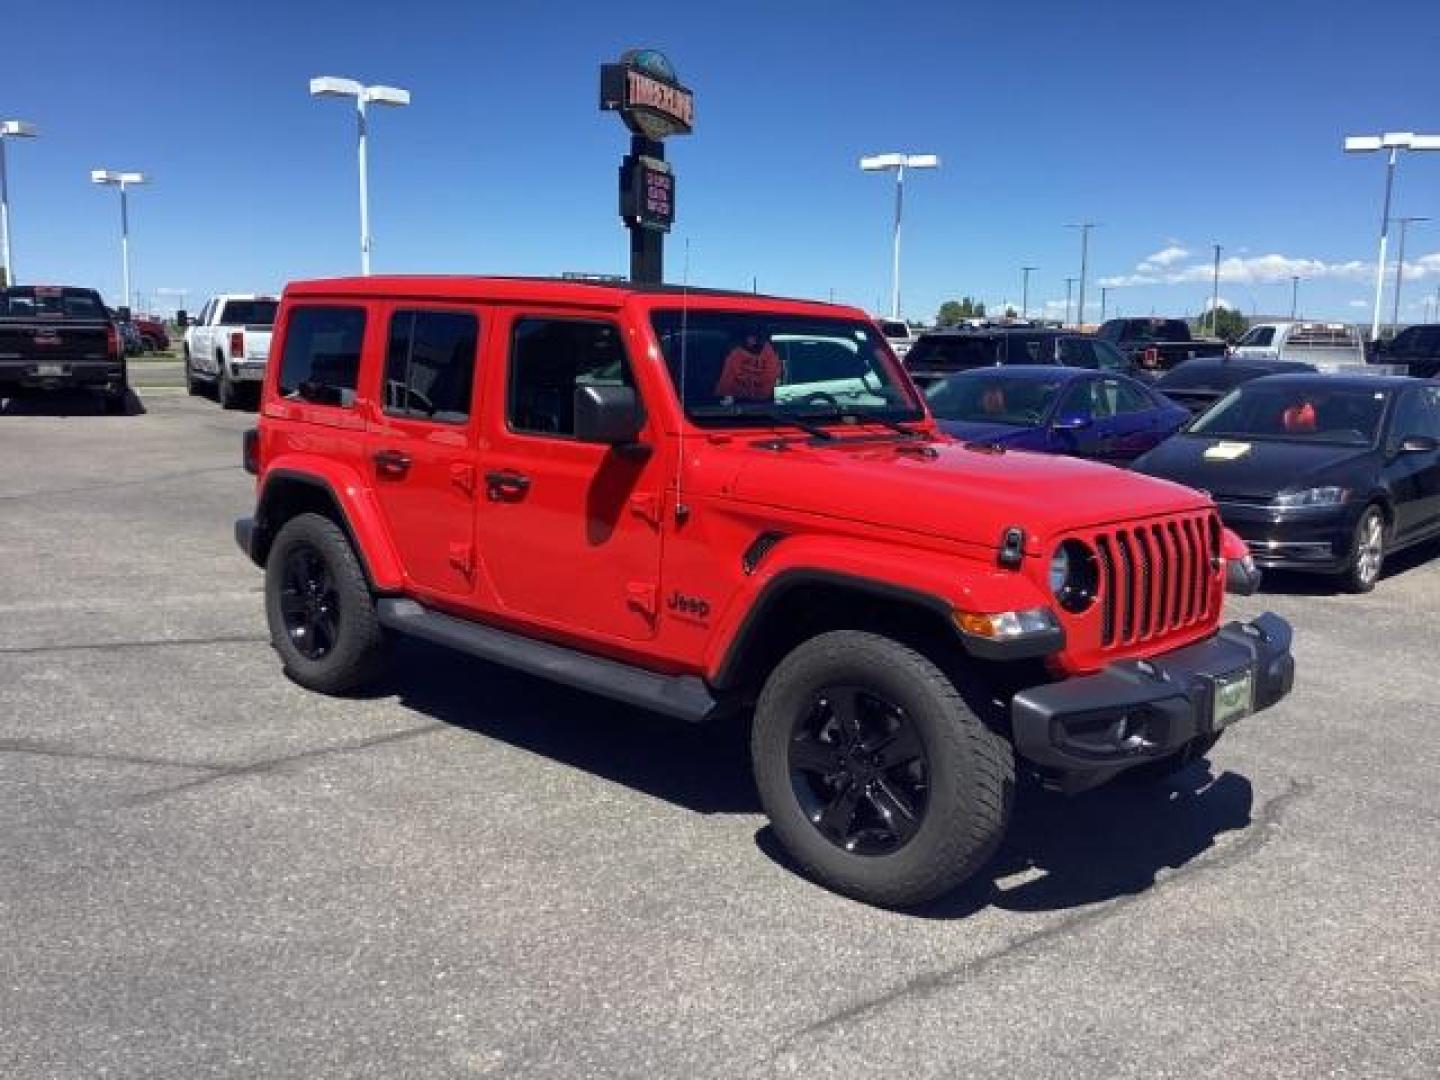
[[0, 360, 125, 390], [1216, 500, 1356, 573], [1011, 612, 1293, 788]]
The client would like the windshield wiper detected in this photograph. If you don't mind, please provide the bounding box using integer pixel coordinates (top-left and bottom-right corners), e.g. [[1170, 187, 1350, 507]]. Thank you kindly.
[[756, 411, 835, 440]]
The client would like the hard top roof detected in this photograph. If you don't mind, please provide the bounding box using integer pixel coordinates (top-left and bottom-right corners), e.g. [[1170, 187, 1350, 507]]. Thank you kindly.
[[1244, 372, 1423, 390]]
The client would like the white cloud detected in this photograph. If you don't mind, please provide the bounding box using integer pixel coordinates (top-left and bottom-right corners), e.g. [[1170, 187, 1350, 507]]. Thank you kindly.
[[1096, 251, 1426, 289], [1347, 299, 1368, 309], [1140, 245, 1190, 269]]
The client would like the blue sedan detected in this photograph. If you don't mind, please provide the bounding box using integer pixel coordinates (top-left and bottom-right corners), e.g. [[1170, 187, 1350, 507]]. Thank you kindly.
[[925, 365, 1191, 466]]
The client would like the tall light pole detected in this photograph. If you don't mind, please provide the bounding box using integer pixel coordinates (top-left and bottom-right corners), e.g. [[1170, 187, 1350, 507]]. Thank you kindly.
[[0, 120, 38, 287], [1290, 275, 1300, 319], [90, 170, 149, 311], [1064, 277, 1076, 328], [1020, 265, 1037, 319], [310, 76, 411, 276], [1209, 243, 1223, 334], [1065, 222, 1099, 329], [860, 152, 939, 320], [1101, 285, 1114, 323], [1344, 132, 1440, 341], [1390, 215, 1428, 330]]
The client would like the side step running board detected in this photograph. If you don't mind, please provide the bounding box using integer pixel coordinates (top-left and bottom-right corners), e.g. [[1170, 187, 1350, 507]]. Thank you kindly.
[[376, 598, 718, 723]]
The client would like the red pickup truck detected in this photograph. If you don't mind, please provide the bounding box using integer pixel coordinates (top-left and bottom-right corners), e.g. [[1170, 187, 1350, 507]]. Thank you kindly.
[[235, 276, 1294, 907]]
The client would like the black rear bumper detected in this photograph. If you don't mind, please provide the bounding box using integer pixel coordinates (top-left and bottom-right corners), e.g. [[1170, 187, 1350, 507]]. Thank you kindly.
[[0, 359, 125, 390], [1011, 613, 1293, 788]]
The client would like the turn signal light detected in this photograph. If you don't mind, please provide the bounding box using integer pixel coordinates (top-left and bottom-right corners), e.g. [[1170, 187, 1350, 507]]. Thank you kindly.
[[954, 607, 1057, 640], [230, 330, 245, 357]]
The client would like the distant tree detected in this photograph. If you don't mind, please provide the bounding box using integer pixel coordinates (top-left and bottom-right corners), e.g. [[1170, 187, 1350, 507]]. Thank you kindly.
[[938, 297, 989, 325], [1005, 306, 1018, 319], [1207, 307, 1248, 342]]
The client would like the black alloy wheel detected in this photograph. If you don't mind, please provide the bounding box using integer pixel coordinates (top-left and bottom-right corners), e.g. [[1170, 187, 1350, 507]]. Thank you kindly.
[[789, 686, 929, 856], [278, 542, 341, 660]]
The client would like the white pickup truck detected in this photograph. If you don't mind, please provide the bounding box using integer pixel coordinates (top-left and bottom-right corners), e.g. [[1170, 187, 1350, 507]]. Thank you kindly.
[[183, 294, 279, 408], [1231, 321, 1367, 372]]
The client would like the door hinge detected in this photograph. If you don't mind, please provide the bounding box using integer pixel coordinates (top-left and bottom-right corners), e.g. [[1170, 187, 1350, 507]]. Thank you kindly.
[[625, 581, 657, 618], [448, 542, 475, 577], [450, 462, 477, 497], [628, 492, 662, 528]]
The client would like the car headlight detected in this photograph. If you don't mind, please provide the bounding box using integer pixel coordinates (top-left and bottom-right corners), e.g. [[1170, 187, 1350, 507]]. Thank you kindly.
[[953, 607, 1058, 641], [1271, 486, 1349, 509], [1050, 540, 1099, 613]]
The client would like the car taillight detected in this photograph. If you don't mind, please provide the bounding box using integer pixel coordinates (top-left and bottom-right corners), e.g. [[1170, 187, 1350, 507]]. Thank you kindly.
[[230, 330, 245, 357], [242, 428, 259, 476], [1142, 347, 1160, 368], [106, 323, 120, 359]]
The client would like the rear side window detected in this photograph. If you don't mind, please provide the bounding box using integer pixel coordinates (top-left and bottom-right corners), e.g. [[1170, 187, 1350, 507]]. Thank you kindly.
[[277, 306, 366, 406], [508, 317, 631, 437], [383, 310, 479, 423]]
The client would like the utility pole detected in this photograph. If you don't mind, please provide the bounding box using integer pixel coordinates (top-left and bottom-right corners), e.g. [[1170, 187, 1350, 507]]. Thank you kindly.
[[1391, 216, 1429, 330], [1020, 266, 1037, 320], [1066, 222, 1098, 329], [1101, 286, 1112, 323], [1064, 277, 1076, 328], [1290, 275, 1300, 320], [1210, 243, 1222, 335]]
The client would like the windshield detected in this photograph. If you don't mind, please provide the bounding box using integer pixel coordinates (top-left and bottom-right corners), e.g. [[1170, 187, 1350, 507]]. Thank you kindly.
[[649, 310, 923, 426], [878, 320, 910, 339], [1, 286, 106, 321], [1191, 382, 1390, 446], [926, 373, 1065, 426], [219, 299, 279, 326]]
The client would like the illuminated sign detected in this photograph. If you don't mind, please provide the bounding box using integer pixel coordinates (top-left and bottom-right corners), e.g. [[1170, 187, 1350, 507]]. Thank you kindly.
[[621, 155, 675, 231], [600, 49, 694, 140]]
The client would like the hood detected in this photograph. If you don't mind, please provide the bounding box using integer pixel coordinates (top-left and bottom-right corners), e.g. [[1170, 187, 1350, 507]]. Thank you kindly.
[[933, 420, 1040, 446], [1132, 434, 1377, 501], [721, 436, 1209, 549]]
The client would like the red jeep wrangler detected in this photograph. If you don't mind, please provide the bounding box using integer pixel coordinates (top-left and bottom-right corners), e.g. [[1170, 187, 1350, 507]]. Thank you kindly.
[[236, 276, 1294, 907]]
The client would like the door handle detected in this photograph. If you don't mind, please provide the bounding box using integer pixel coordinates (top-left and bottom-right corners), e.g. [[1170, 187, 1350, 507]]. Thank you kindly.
[[485, 469, 531, 499], [373, 449, 412, 477]]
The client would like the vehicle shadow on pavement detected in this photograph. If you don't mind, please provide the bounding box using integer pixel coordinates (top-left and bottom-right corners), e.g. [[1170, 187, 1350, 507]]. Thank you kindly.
[[1258, 538, 1440, 596], [756, 761, 1254, 919], [0, 388, 147, 416], [382, 638, 759, 815]]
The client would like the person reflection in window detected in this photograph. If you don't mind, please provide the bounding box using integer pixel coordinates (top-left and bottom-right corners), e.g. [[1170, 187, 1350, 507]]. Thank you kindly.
[[714, 325, 782, 402]]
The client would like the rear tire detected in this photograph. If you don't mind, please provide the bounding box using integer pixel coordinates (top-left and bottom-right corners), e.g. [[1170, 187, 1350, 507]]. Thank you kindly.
[[752, 630, 1014, 908], [217, 358, 240, 409], [1341, 505, 1385, 594], [264, 513, 388, 694]]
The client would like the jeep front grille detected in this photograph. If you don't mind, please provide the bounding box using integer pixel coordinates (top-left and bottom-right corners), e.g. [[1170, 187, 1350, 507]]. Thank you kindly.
[[1092, 513, 1219, 649]]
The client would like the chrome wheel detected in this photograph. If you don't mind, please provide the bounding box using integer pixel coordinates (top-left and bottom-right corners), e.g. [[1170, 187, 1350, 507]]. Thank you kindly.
[[1354, 510, 1384, 589]]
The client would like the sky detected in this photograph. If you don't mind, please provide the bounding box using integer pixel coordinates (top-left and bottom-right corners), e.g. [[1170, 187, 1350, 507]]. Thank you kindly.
[[5, 0, 1440, 325]]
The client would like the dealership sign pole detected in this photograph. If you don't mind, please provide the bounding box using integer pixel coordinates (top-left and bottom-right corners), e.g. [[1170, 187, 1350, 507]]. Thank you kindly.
[[600, 50, 693, 285]]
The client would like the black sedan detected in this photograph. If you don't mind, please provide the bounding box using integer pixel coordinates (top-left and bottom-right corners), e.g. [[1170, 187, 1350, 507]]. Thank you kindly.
[[1132, 374, 1440, 592]]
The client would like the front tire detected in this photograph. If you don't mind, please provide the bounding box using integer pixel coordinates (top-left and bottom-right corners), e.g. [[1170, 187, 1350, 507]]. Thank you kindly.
[[752, 630, 1014, 908], [1342, 505, 1385, 593], [264, 513, 388, 694], [183, 347, 201, 396]]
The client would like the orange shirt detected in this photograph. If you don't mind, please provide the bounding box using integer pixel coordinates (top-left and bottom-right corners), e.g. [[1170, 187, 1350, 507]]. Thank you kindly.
[[714, 343, 782, 400]]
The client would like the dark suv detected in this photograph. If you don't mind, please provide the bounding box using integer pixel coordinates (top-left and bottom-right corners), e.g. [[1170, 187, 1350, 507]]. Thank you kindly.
[[1382, 324, 1440, 379], [904, 328, 1129, 387]]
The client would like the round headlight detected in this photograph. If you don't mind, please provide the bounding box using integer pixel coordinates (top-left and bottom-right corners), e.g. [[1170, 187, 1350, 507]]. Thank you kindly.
[[1051, 540, 1099, 613]]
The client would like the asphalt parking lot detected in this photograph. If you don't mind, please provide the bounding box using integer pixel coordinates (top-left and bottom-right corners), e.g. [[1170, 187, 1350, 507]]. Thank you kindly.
[[2, 387, 1438, 1079]]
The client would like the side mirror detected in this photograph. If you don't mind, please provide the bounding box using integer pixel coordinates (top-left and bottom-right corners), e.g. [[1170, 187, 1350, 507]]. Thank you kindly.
[[1399, 434, 1439, 453], [573, 384, 644, 445], [1052, 414, 1092, 432]]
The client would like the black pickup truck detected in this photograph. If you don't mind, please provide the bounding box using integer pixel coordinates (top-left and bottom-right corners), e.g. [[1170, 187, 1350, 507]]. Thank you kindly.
[[0, 286, 128, 412], [1095, 318, 1228, 380], [1379, 324, 1440, 379]]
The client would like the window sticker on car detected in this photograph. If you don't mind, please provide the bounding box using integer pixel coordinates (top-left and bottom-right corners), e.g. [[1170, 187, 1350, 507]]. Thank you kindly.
[[1204, 441, 1252, 461]]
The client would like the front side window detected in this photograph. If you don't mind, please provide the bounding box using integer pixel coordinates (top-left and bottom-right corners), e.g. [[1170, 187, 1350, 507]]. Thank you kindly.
[[650, 310, 923, 426], [1106, 379, 1154, 415], [277, 306, 366, 405], [384, 309, 478, 423], [1238, 326, 1276, 348], [508, 317, 631, 437], [1391, 387, 1440, 440]]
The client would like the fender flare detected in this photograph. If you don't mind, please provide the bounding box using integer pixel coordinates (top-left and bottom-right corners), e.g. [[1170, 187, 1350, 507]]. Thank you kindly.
[[254, 462, 405, 592]]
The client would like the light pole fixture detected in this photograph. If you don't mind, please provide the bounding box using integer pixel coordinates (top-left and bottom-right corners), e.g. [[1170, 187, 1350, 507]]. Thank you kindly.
[[90, 169, 149, 311], [1020, 266, 1037, 319], [1064, 277, 1076, 328], [310, 76, 411, 276], [1065, 222, 1100, 329], [0, 120, 38, 286], [860, 152, 939, 321], [1343, 131, 1440, 341], [1390, 215, 1429, 330]]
